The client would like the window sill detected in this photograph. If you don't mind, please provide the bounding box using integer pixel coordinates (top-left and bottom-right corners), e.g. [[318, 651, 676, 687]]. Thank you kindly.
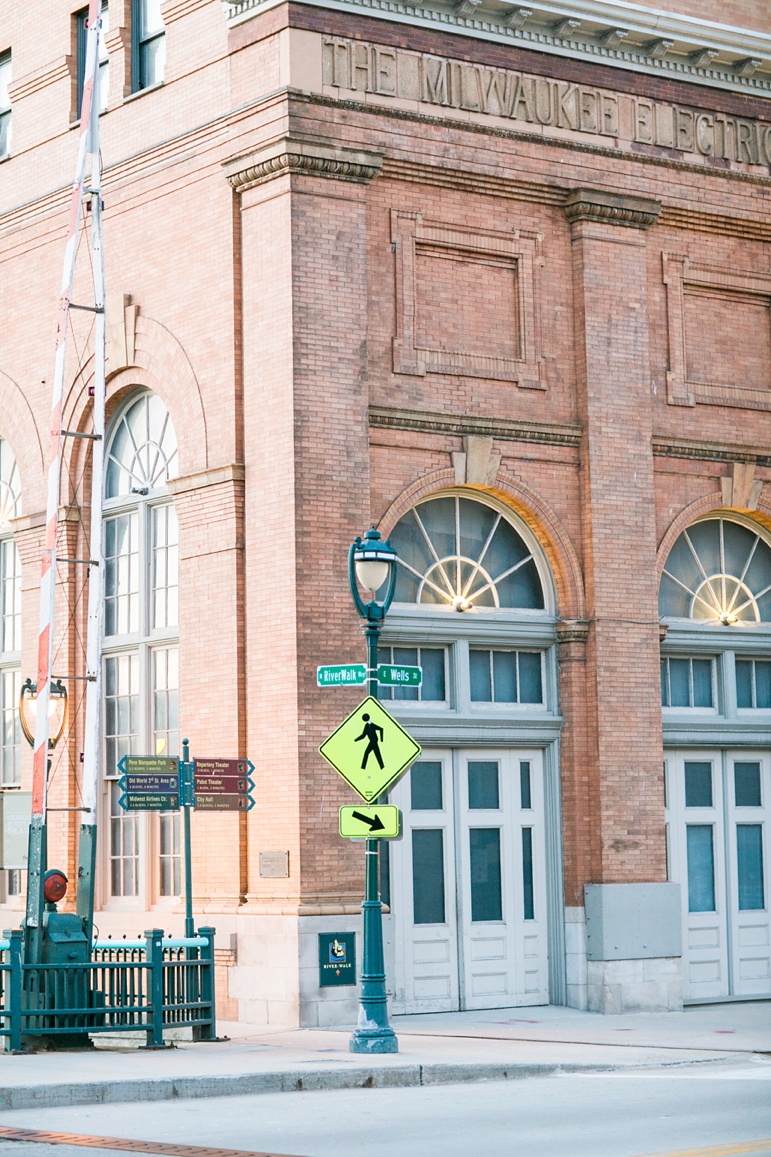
[[123, 81, 165, 105]]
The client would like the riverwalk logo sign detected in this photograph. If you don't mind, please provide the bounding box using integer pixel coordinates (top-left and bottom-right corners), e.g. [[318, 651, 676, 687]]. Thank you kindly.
[[323, 36, 771, 171]]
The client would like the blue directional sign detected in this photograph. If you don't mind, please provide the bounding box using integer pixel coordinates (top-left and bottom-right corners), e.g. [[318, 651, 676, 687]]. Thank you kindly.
[[117, 756, 180, 811]]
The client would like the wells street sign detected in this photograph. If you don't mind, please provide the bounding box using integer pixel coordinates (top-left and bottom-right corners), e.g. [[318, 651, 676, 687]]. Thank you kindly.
[[193, 758, 255, 811], [118, 756, 179, 811], [317, 664, 367, 687], [319, 696, 422, 801], [339, 805, 400, 839], [376, 664, 422, 687]]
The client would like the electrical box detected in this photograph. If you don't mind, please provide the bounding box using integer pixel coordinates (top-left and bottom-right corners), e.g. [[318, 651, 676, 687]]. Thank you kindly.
[[42, 911, 90, 965]]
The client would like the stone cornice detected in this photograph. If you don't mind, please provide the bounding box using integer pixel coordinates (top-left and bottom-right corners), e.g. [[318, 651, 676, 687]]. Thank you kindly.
[[223, 0, 771, 98], [652, 437, 771, 468], [223, 136, 383, 191], [369, 405, 582, 447], [564, 187, 661, 229], [556, 618, 590, 645]]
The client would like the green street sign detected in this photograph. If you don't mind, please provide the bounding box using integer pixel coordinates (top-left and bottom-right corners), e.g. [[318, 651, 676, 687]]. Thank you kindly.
[[339, 805, 400, 839], [117, 755, 180, 812], [377, 664, 422, 687], [122, 793, 179, 811], [120, 756, 179, 776], [319, 696, 422, 802], [317, 664, 367, 687]]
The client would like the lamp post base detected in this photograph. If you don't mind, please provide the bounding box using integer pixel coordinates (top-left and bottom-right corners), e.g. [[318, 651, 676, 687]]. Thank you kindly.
[[349, 1025, 399, 1054]]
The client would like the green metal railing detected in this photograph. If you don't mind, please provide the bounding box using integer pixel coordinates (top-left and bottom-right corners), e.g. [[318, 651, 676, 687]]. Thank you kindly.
[[0, 926, 216, 1052]]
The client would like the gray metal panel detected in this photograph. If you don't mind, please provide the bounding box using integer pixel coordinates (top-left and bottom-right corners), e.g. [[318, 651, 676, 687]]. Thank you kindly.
[[0, 791, 32, 870], [585, 883, 682, 961]]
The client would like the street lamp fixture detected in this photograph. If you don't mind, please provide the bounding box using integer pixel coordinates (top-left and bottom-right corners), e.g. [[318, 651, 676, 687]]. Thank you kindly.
[[19, 678, 69, 750], [347, 525, 399, 1055]]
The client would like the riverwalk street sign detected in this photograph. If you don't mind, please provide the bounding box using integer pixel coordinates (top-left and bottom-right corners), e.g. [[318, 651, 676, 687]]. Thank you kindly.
[[339, 804, 401, 839], [118, 756, 179, 811], [317, 664, 367, 687], [319, 697, 422, 801], [193, 758, 255, 811], [376, 664, 422, 687], [318, 663, 422, 688]]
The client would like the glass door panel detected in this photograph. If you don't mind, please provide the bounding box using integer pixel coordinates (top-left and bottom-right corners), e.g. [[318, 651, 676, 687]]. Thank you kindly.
[[458, 750, 548, 1011], [390, 748, 549, 1013], [665, 752, 728, 1000], [391, 751, 458, 1013], [726, 755, 771, 996], [666, 750, 771, 1000]]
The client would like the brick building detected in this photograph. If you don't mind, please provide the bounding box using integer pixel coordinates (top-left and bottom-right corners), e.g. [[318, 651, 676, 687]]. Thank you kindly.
[[1, 0, 771, 1027]]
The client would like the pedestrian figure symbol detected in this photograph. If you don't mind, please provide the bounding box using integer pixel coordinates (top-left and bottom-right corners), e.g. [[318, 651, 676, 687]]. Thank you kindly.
[[319, 696, 422, 802], [355, 713, 384, 770]]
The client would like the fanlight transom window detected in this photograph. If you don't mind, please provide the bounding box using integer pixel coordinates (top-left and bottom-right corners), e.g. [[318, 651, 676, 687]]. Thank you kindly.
[[0, 439, 21, 529], [660, 517, 771, 625], [106, 392, 178, 499], [390, 496, 545, 611]]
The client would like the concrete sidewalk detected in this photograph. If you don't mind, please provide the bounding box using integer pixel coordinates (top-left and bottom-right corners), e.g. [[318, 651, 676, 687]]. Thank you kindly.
[[0, 1001, 768, 1111]]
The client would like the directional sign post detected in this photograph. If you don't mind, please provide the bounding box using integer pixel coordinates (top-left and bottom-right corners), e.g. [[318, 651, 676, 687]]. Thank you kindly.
[[118, 756, 180, 811], [193, 758, 255, 811], [339, 805, 400, 839], [319, 697, 421, 802]]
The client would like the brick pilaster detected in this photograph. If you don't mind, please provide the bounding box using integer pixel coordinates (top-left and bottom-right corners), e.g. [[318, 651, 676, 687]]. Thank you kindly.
[[565, 188, 666, 889]]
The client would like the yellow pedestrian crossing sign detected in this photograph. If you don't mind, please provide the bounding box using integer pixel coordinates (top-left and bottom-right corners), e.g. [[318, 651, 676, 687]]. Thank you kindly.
[[319, 696, 422, 801]]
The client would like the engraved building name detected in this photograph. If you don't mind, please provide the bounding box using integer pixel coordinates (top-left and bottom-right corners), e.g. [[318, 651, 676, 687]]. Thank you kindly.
[[323, 37, 771, 171]]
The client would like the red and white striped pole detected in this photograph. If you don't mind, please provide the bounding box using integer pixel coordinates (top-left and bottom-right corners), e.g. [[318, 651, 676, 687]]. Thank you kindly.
[[25, 0, 104, 966]]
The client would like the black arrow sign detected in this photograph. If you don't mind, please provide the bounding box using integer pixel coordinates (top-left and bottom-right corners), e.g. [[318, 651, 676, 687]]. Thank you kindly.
[[351, 810, 385, 832]]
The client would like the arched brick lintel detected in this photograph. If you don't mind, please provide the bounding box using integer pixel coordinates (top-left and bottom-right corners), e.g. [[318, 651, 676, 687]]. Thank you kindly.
[[60, 313, 208, 482], [0, 369, 45, 508], [377, 468, 586, 621], [657, 491, 771, 580]]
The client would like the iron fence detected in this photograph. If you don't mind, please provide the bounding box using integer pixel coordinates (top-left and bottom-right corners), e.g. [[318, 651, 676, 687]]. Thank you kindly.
[[0, 926, 216, 1051]]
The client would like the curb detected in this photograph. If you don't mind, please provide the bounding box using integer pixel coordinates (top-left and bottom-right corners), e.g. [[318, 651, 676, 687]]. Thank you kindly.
[[0, 1062, 613, 1110]]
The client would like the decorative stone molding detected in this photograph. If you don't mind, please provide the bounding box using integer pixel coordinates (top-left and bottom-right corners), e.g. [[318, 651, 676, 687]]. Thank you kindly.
[[391, 210, 545, 386], [223, 138, 383, 193], [167, 463, 246, 497], [451, 435, 501, 486], [370, 405, 582, 448], [564, 188, 661, 230], [105, 293, 137, 372], [662, 253, 771, 411], [225, 0, 771, 98], [557, 619, 590, 645], [652, 437, 771, 468], [720, 462, 763, 511]]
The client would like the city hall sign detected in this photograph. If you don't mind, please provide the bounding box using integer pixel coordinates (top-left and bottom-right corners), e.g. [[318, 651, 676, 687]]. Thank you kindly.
[[322, 37, 771, 171]]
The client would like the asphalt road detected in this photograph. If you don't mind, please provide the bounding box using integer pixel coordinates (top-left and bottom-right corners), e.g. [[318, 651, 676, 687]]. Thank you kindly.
[[0, 1059, 770, 1157]]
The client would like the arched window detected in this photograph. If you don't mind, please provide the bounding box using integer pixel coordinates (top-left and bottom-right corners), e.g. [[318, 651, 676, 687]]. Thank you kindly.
[[103, 392, 180, 904], [659, 516, 771, 625], [0, 438, 21, 788], [390, 495, 545, 611], [380, 494, 553, 710]]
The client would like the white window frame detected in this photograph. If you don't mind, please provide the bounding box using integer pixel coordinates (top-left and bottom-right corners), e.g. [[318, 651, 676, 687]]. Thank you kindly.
[[100, 393, 180, 912], [0, 52, 11, 161]]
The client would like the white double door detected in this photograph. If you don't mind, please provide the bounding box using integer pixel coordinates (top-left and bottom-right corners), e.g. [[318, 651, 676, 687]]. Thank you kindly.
[[665, 750, 771, 1001], [389, 748, 549, 1013]]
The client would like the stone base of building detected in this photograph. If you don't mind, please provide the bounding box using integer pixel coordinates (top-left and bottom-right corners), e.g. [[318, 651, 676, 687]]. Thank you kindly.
[[231, 912, 363, 1028], [586, 957, 683, 1013]]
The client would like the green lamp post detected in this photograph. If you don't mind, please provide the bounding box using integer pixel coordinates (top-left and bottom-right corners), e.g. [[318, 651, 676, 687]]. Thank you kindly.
[[347, 526, 399, 1054]]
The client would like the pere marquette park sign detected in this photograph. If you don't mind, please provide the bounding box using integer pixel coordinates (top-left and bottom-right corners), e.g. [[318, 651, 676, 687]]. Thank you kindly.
[[118, 757, 180, 810], [319, 696, 422, 840]]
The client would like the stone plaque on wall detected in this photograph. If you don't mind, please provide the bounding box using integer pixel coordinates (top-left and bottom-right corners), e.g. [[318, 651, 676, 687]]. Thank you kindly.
[[259, 851, 289, 877]]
